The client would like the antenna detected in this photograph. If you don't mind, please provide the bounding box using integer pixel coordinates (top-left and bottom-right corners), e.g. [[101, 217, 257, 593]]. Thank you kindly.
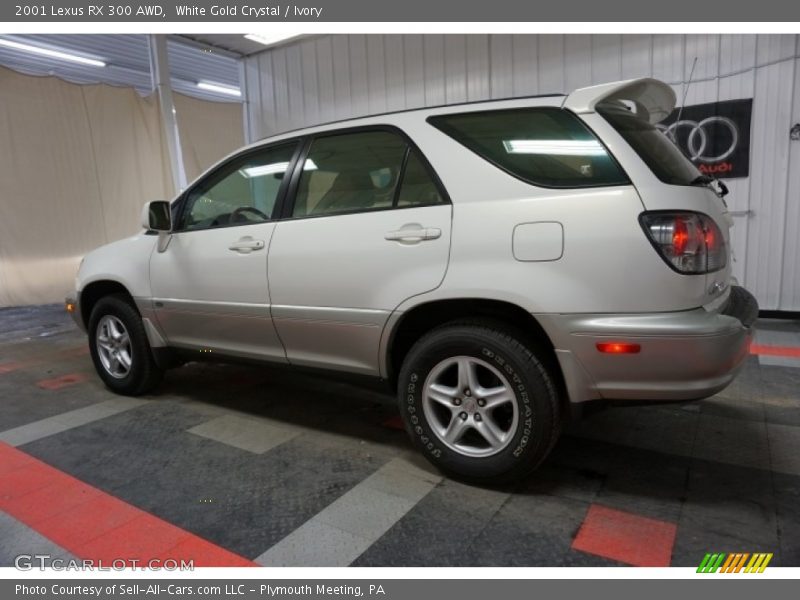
[[671, 56, 698, 142]]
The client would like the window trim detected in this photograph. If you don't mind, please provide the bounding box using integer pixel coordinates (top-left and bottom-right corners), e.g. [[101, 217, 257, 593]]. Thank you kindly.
[[426, 107, 631, 190], [171, 138, 304, 234], [391, 147, 412, 208], [278, 124, 451, 222]]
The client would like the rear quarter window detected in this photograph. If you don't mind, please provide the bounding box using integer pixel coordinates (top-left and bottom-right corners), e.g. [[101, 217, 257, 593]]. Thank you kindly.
[[428, 107, 629, 188]]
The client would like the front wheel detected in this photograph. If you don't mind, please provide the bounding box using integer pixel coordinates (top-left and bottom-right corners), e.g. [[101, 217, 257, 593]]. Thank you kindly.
[[88, 294, 163, 396], [397, 322, 561, 484]]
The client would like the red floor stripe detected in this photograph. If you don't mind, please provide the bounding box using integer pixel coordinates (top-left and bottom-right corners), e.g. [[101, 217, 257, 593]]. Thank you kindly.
[[36, 373, 88, 390], [64, 346, 91, 357], [0, 361, 30, 374], [0, 442, 255, 567], [571, 504, 677, 567], [0, 345, 88, 376], [750, 344, 800, 358]]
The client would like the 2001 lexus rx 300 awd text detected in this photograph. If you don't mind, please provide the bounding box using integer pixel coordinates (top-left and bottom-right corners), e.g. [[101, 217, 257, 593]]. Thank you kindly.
[[66, 78, 758, 483]]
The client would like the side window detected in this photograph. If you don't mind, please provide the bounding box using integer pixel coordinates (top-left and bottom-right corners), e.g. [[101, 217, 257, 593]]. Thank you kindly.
[[293, 131, 407, 217], [428, 108, 629, 188], [180, 142, 297, 231], [397, 150, 445, 207]]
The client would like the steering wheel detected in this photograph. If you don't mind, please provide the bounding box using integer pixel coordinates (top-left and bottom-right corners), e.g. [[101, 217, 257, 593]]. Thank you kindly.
[[230, 206, 269, 222]]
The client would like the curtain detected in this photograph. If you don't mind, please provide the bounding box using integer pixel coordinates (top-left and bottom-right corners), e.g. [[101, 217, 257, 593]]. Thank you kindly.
[[0, 66, 173, 307], [174, 92, 244, 183], [0, 67, 244, 307]]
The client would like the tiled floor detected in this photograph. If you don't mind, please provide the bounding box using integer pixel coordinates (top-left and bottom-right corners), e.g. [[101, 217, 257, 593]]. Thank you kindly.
[[1, 304, 798, 567]]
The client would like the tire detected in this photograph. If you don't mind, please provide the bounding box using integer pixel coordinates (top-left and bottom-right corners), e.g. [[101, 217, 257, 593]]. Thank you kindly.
[[397, 321, 561, 484], [88, 294, 163, 396]]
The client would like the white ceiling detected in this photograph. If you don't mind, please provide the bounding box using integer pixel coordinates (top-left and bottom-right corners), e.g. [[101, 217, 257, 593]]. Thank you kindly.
[[0, 34, 242, 102], [178, 34, 271, 57]]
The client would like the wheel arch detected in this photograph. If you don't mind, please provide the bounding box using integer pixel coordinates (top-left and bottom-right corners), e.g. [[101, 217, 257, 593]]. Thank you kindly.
[[384, 298, 567, 407], [79, 279, 137, 329]]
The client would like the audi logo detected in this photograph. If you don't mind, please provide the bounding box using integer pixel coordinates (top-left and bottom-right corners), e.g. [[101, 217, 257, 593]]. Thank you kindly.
[[657, 116, 740, 163]]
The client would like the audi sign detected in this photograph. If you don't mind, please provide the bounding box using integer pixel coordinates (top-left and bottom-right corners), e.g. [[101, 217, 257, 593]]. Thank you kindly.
[[658, 98, 753, 179]]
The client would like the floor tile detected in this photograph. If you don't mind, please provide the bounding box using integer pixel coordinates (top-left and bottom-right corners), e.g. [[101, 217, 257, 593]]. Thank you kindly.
[[571, 504, 677, 567]]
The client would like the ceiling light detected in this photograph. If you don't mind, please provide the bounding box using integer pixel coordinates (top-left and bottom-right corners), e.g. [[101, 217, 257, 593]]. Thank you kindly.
[[197, 81, 241, 97], [503, 139, 606, 156], [0, 37, 106, 67], [240, 159, 317, 179], [244, 33, 303, 47], [241, 162, 290, 178]]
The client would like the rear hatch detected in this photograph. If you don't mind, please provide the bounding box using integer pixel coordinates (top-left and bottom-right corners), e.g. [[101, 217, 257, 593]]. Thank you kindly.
[[565, 78, 734, 307]]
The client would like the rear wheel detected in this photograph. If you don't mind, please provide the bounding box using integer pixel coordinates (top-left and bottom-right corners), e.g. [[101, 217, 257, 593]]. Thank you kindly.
[[397, 321, 561, 483], [88, 295, 163, 396]]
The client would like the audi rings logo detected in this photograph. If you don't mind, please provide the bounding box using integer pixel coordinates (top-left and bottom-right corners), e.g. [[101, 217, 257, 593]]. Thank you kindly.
[[658, 98, 752, 179], [657, 117, 740, 163]]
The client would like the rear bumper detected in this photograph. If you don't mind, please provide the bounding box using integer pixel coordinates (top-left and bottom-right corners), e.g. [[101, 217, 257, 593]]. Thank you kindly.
[[537, 286, 758, 403]]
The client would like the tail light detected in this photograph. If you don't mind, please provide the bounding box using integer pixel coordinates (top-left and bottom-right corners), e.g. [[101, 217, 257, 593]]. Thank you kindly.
[[640, 211, 726, 274]]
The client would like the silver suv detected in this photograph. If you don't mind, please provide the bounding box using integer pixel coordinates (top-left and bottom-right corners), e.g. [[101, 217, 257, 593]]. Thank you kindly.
[[67, 78, 758, 482]]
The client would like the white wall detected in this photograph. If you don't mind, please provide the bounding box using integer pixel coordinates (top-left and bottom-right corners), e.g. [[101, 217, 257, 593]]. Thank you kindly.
[[244, 34, 800, 311]]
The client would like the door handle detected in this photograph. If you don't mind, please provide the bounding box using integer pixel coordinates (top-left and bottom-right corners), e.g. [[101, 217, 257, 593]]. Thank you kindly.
[[729, 209, 754, 218], [385, 226, 442, 243], [228, 237, 265, 253]]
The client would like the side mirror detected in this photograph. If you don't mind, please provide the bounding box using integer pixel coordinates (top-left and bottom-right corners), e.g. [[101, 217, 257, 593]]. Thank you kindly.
[[141, 200, 172, 232]]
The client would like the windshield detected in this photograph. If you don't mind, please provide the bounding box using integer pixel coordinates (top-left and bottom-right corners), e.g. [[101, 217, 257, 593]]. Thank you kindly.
[[597, 103, 701, 186]]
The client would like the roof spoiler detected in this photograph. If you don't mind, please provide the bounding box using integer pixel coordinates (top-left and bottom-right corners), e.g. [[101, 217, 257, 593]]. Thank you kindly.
[[562, 78, 676, 124]]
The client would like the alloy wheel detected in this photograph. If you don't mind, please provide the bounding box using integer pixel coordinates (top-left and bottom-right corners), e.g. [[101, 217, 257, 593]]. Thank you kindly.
[[95, 315, 132, 379], [422, 355, 519, 457]]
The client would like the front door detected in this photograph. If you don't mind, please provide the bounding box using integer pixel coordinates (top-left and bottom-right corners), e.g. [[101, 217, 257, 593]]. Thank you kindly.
[[149, 141, 299, 361]]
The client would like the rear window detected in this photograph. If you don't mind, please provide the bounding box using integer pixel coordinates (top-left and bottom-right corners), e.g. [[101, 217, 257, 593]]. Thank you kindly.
[[428, 107, 629, 188], [597, 103, 701, 186]]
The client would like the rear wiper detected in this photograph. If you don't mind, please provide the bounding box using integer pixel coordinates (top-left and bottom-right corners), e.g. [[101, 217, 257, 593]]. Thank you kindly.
[[689, 175, 714, 186], [689, 174, 729, 198]]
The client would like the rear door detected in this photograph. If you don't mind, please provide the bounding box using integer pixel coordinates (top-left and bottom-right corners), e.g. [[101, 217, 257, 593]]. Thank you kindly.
[[267, 127, 452, 375]]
